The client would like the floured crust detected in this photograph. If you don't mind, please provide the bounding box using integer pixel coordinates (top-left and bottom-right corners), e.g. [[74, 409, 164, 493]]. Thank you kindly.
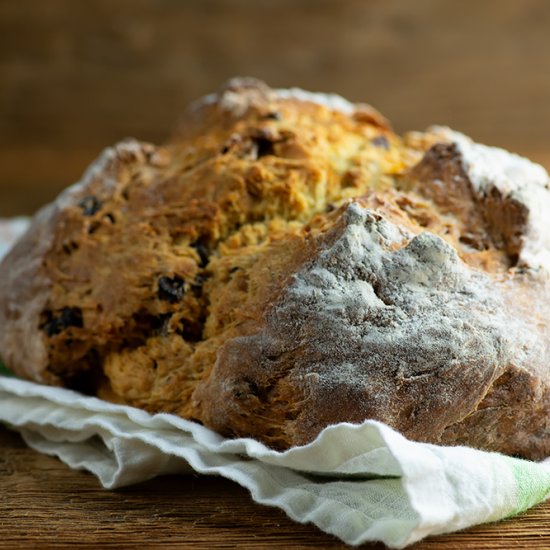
[[1, 77, 550, 459]]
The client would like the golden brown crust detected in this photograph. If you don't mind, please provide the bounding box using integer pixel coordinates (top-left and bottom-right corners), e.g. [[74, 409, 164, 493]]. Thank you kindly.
[[1, 78, 550, 459]]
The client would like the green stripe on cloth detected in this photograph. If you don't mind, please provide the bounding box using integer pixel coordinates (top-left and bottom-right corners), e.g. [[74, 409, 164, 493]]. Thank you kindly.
[[504, 456, 550, 515], [0, 362, 14, 377]]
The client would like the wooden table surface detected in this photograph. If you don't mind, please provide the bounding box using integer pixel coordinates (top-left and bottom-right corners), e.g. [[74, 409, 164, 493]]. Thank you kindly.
[[1, 424, 550, 549]]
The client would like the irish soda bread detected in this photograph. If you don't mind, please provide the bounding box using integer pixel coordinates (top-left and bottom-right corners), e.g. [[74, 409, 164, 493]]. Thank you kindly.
[[1, 78, 550, 459]]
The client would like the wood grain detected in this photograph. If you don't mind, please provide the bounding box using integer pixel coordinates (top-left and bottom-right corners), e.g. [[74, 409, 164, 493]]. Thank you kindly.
[[1, 0, 550, 215], [1, 424, 550, 549]]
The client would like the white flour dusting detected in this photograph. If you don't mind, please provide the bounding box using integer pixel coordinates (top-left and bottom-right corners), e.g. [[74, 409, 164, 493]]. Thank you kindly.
[[276, 203, 508, 378], [275, 88, 356, 115], [196, 80, 358, 117], [430, 126, 550, 273], [226, 201, 527, 436]]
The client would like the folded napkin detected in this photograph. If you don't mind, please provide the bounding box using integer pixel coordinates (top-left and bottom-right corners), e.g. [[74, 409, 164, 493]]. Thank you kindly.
[[2, 218, 550, 548]]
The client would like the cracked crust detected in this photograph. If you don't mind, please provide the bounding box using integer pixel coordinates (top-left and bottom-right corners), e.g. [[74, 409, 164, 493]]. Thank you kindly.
[[1, 77, 550, 459]]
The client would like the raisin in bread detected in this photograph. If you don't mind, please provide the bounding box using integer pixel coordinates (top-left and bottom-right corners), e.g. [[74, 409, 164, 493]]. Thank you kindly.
[[1, 78, 550, 459]]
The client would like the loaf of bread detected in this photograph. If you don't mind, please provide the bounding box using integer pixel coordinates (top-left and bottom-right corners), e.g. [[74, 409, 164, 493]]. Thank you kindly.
[[2, 78, 550, 459]]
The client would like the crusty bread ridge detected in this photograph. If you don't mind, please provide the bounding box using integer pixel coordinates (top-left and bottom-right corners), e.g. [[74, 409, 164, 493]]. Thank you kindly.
[[1, 77, 550, 459]]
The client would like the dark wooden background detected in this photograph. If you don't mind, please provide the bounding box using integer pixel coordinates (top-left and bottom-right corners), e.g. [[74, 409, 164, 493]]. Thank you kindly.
[[1, 0, 550, 215]]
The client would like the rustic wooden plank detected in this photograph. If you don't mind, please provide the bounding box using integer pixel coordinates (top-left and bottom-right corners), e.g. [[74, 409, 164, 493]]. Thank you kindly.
[[0, 426, 356, 549], [1, 0, 550, 215], [1, 424, 550, 548]]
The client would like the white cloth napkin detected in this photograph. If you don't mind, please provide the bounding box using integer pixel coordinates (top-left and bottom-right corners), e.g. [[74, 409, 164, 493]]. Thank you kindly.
[[2, 218, 550, 548]]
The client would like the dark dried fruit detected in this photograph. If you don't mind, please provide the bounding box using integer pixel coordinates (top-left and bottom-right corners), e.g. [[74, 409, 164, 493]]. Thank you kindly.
[[253, 137, 276, 158], [191, 274, 208, 297], [78, 196, 102, 216], [176, 317, 204, 342], [151, 313, 173, 334], [158, 275, 185, 303], [191, 242, 210, 267], [371, 135, 390, 150], [193, 273, 208, 286], [62, 241, 79, 255], [41, 307, 83, 336], [262, 111, 281, 121]]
